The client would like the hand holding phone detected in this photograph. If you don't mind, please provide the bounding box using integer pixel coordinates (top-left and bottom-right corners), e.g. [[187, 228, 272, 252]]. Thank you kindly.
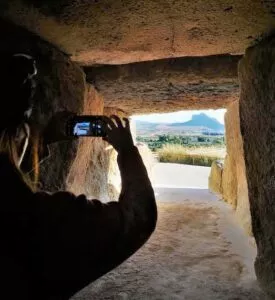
[[67, 115, 134, 153], [102, 116, 135, 153]]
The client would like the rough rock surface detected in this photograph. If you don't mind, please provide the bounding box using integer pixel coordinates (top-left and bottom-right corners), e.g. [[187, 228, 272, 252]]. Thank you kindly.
[[224, 102, 251, 235], [66, 86, 129, 201], [209, 102, 250, 235], [209, 160, 223, 197], [85, 55, 240, 114], [222, 154, 238, 208], [239, 38, 275, 297], [0, 18, 123, 199], [1, 0, 275, 65], [36, 54, 85, 191], [66, 85, 108, 199], [0, 18, 86, 191]]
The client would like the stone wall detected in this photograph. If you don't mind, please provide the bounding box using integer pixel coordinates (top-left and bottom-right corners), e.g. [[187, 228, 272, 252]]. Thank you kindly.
[[36, 47, 85, 191], [2, 0, 274, 65], [221, 155, 237, 208], [85, 55, 240, 115], [239, 38, 275, 297], [0, 18, 124, 200], [208, 160, 223, 197], [66, 87, 156, 202], [0, 18, 86, 191], [209, 101, 251, 235], [225, 101, 251, 234], [66, 85, 105, 198], [66, 86, 129, 202]]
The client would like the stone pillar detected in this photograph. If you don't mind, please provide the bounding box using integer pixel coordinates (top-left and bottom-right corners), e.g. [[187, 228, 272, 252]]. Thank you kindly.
[[221, 154, 237, 208], [239, 38, 275, 297], [208, 160, 223, 197], [209, 101, 251, 235], [224, 101, 251, 234]]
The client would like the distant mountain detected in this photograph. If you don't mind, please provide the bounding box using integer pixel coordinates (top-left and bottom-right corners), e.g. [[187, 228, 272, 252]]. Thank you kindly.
[[135, 113, 224, 136], [134, 121, 159, 132], [170, 113, 225, 132]]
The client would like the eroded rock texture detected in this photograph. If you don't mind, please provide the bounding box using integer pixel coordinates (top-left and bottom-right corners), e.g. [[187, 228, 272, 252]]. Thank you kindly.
[[224, 101, 250, 234], [66, 86, 123, 201], [0, 18, 86, 191], [209, 101, 250, 235], [1, 0, 275, 64], [66, 85, 105, 198], [85, 55, 240, 114], [208, 160, 223, 197], [239, 39, 275, 296], [221, 154, 237, 208]]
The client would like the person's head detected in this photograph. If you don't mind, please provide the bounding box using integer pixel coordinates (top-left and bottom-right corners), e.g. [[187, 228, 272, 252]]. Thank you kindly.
[[0, 53, 37, 173]]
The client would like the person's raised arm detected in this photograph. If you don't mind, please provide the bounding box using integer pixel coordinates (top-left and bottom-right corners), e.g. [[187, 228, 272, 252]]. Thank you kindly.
[[103, 116, 157, 244], [31, 116, 157, 299]]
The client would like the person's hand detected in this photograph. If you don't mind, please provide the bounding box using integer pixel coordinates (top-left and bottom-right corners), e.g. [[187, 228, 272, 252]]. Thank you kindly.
[[103, 116, 135, 153], [43, 111, 76, 144]]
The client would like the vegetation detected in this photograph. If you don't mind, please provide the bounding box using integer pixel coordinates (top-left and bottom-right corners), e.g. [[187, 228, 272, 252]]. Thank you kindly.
[[137, 134, 225, 152], [135, 115, 226, 166], [157, 144, 225, 167]]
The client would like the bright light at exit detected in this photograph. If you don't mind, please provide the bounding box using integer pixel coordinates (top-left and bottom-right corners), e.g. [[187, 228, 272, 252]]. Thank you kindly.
[[132, 109, 226, 125]]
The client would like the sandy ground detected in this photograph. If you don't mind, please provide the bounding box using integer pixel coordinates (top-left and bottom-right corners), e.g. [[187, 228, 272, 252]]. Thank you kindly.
[[72, 179, 264, 299], [152, 163, 210, 188]]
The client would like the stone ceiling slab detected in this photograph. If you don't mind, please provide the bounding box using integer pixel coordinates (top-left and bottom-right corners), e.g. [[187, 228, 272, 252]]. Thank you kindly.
[[1, 0, 275, 65], [85, 55, 241, 114]]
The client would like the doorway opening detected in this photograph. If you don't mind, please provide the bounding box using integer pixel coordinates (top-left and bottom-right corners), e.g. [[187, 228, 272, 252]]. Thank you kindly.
[[132, 108, 226, 190]]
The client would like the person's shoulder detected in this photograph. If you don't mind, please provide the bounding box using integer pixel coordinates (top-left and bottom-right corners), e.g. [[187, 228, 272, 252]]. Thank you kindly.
[[32, 190, 111, 220], [34, 190, 94, 207]]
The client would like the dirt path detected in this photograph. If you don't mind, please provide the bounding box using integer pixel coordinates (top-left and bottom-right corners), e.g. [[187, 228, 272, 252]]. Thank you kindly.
[[152, 163, 210, 188], [73, 190, 264, 300]]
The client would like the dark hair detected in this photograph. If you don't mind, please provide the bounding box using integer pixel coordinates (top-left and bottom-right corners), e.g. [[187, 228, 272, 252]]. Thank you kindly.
[[0, 54, 39, 189], [0, 54, 37, 129]]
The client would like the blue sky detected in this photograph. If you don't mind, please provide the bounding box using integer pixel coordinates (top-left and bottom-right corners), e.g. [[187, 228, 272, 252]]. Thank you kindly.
[[132, 109, 226, 124]]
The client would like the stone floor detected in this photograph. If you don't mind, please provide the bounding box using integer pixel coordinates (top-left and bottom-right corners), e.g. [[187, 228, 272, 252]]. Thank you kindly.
[[73, 188, 265, 300]]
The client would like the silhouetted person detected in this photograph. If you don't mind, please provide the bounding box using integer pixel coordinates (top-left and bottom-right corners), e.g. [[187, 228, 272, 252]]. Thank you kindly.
[[0, 54, 157, 299]]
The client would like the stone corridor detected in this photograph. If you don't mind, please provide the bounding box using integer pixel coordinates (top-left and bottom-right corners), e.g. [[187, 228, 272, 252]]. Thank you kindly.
[[73, 190, 263, 300]]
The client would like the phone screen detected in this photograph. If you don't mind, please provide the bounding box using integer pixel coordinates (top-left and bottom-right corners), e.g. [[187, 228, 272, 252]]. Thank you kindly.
[[68, 116, 106, 137], [73, 122, 91, 136]]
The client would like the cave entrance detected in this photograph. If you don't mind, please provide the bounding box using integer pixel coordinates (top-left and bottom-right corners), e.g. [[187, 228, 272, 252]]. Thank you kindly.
[[129, 99, 252, 235], [132, 108, 226, 190]]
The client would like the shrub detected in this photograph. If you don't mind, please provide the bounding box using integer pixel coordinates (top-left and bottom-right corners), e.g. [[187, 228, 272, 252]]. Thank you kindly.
[[157, 144, 225, 167]]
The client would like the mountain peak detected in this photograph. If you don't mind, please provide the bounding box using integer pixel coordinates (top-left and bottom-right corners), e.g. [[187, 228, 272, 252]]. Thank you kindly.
[[135, 113, 225, 135], [181, 113, 224, 131], [192, 112, 214, 119]]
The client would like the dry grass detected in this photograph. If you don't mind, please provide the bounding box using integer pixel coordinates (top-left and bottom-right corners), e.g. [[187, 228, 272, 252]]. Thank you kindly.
[[157, 144, 226, 166]]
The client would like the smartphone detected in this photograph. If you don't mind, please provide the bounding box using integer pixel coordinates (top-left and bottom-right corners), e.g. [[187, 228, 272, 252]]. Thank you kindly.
[[67, 115, 106, 137]]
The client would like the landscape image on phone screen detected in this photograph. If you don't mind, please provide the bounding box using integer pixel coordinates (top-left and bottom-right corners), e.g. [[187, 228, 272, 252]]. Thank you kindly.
[[73, 122, 90, 136]]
